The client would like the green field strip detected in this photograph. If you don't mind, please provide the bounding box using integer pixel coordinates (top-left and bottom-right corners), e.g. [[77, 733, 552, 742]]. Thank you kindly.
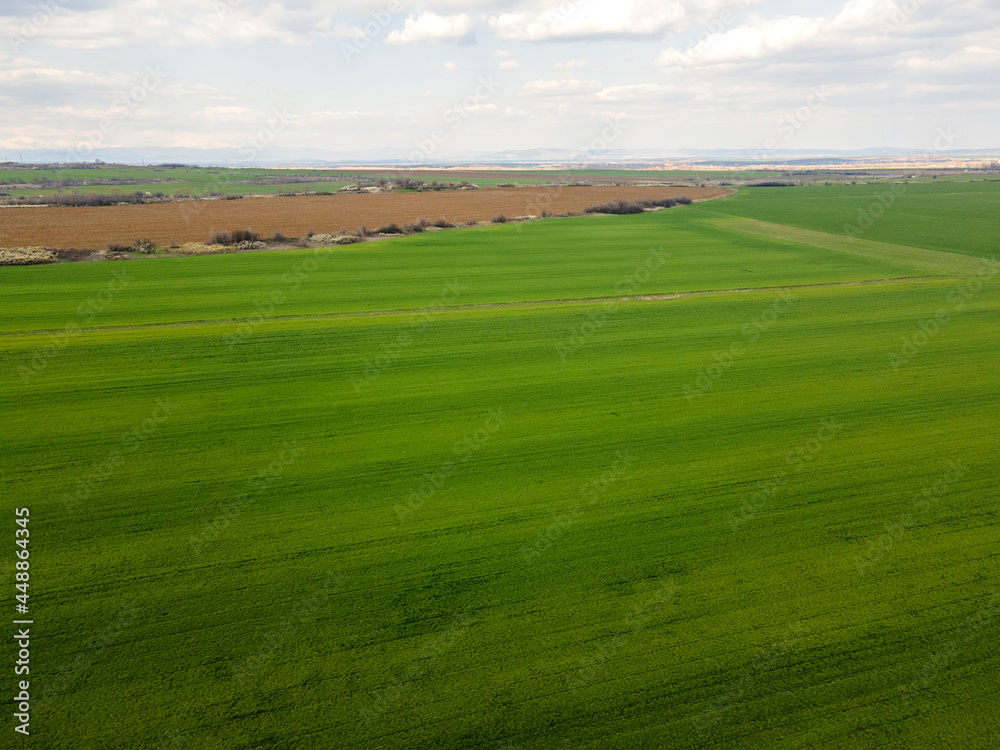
[[0, 206, 962, 334], [0, 274, 941, 338], [709, 216, 994, 276], [692, 181, 1000, 259]]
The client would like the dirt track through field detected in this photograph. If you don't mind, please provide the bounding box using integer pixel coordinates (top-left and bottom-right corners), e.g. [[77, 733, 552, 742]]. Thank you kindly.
[[0, 186, 728, 250], [2, 276, 941, 338]]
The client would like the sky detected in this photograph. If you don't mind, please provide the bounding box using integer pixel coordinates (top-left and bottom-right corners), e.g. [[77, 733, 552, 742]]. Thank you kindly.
[[1, 0, 998, 160]]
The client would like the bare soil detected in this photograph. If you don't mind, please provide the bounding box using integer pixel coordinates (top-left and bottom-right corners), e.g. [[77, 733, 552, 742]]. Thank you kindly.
[[0, 186, 729, 251]]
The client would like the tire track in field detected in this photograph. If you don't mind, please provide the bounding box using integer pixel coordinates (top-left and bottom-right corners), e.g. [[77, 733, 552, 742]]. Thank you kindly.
[[0, 275, 947, 338]]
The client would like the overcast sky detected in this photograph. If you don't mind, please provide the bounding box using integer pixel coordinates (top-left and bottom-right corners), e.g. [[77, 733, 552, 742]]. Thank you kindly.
[[1, 0, 997, 158]]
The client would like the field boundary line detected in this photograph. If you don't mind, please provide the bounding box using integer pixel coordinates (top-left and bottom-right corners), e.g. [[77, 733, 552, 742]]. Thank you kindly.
[[709, 217, 987, 276], [0, 276, 948, 338]]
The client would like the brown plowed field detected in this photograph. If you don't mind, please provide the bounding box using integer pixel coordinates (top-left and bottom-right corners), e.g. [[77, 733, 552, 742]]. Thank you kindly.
[[0, 186, 729, 250]]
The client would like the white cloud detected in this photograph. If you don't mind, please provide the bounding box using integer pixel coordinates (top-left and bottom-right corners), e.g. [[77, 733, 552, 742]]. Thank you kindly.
[[657, 15, 823, 67], [521, 79, 604, 96], [200, 106, 258, 123], [902, 43, 1000, 74], [1, 0, 998, 153], [490, 0, 704, 42], [654, 1, 1000, 70], [386, 12, 476, 45], [595, 83, 686, 102]]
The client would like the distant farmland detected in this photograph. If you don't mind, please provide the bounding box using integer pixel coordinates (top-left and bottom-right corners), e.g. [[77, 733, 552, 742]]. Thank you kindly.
[[0, 185, 728, 250]]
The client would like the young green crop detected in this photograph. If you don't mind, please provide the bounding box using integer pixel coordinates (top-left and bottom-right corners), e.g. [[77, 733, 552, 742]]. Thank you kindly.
[[1, 186, 997, 748]]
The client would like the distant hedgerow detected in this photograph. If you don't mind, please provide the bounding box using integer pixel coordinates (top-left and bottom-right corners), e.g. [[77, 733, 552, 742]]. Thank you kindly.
[[585, 196, 692, 215]]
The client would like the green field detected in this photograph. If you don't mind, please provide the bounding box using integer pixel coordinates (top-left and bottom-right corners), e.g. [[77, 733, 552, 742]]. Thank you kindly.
[[1, 184, 998, 748], [698, 182, 1000, 259], [0, 165, 554, 200]]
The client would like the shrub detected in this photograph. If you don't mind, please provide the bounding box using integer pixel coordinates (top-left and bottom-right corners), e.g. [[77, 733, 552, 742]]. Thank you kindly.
[[378, 223, 404, 235], [433, 218, 455, 229], [230, 228, 262, 244], [133, 238, 155, 254], [584, 196, 693, 215], [271, 230, 288, 243], [748, 181, 796, 187], [209, 230, 233, 246], [107, 241, 132, 252], [585, 200, 644, 215], [492, 213, 508, 224], [0, 247, 58, 266]]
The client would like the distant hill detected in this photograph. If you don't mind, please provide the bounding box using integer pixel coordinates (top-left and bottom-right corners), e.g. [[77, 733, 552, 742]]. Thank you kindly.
[[4, 145, 999, 168]]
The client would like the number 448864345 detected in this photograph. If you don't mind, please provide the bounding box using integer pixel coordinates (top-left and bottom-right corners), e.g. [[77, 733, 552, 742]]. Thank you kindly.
[[15, 508, 29, 609]]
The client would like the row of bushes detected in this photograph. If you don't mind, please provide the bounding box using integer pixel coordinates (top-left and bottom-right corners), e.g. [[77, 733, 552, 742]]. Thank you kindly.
[[102, 206, 602, 257], [359, 217, 458, 236], [585, 196, 693, 215], [374, 177, 476, 192], [208, 228, 265, 246], [107, 238, 155, 253], [11, 191, 169, 207]]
